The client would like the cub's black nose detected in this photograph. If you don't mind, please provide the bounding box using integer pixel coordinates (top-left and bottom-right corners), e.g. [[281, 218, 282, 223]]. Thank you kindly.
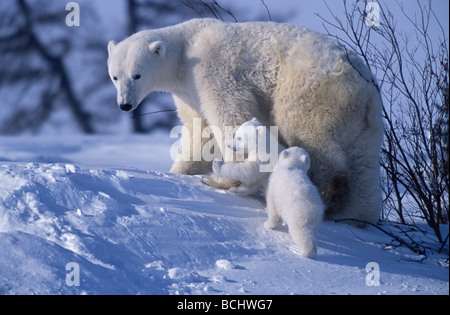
[[120, 104, 132, 111]]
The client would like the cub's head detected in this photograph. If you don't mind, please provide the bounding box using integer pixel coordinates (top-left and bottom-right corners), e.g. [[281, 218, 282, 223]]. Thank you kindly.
[[228, 117, 264, 154], [107, 38, 165, 112], [278, 147, 311, 171]]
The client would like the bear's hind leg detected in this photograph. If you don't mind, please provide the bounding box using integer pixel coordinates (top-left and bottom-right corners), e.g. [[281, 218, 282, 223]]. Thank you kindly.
[[291, 140, 351, 220], [289, 225, 317, 259], [328, 157, 382, 226]]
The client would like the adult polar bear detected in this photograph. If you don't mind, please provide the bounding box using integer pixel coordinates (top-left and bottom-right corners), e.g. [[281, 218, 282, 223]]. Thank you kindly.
[[107, 19, 383, 224]]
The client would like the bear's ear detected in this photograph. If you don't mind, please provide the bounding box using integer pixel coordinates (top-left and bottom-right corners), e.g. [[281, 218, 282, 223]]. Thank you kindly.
[[149, 41, 165, 56], [108, 40, 116, 56]]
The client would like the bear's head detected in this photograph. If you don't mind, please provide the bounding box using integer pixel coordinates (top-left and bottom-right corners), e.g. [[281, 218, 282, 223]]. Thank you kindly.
[[228, 117, 265, 155], [107, 39, 165, 112], [278, 147, 311, 171]]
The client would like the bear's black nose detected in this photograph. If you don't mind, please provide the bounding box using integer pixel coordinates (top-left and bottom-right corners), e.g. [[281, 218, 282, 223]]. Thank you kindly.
[[120, 104, 132, 111]]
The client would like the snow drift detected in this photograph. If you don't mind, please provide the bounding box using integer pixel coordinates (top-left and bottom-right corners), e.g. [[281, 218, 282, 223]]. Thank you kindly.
[[0, 135, 448, 294]]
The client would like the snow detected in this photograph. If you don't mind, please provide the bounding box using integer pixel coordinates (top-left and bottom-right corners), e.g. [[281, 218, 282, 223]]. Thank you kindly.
[[0, 134, 448, 295]]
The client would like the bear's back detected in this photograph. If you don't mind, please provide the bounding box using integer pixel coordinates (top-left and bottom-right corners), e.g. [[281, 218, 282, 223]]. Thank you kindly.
[[189, 19, 370, 80], [193, 20, 311, 55]]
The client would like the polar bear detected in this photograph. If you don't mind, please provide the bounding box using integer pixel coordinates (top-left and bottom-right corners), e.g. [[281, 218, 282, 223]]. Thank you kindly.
[[265, 147, 324, 258], [210, 117, 283, 196], [107, 18, 383, 225]]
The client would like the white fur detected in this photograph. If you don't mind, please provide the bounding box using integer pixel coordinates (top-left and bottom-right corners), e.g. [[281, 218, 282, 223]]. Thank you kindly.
[[212, 117, 283, 196], [265, 147, 324, 258], [107, 19, 383, 225]]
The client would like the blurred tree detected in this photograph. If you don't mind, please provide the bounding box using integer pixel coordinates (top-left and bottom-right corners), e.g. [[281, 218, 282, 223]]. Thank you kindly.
[[0, 0, 188, 134], [181, 0, 238, 22], [0, 0, 96, 133]]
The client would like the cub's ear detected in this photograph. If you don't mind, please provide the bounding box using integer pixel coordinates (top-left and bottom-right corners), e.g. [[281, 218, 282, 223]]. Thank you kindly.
[[107, 40, 116, 56], [299, 153, 311, 170], [149, 41, 165, 56], [281, 150, 289, 158]]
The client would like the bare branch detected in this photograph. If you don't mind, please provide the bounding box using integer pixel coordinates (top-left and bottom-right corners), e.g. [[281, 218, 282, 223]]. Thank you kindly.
[[318, 0, 449, 245]]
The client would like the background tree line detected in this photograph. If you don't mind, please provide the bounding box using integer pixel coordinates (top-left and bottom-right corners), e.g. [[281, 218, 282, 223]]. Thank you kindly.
[[0, 0, 201, 134]]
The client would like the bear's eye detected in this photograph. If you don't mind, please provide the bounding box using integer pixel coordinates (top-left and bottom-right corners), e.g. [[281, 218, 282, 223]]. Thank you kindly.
[[133, 74, 141, 80], [237, 137, 242, 141], [113, 76, 118, 81]]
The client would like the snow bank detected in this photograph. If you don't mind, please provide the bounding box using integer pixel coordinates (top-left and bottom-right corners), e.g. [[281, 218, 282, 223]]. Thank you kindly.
[[0, 135, 448, 295]]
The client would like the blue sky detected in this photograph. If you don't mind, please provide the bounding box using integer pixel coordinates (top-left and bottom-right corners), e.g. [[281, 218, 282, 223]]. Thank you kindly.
[[92, 1, 448, 31]]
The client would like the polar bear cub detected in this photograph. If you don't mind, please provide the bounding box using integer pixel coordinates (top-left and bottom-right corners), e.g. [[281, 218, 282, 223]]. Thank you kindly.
[[212, 117, 283, 196], [265, 147, 324, 258]]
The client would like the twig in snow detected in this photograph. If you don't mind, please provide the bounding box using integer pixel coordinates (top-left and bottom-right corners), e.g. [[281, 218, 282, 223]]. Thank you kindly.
[[335, 218, 427, 256]]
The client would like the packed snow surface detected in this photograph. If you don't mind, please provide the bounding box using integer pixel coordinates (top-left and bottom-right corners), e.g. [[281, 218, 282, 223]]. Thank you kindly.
[[0, 135, 448, 295]]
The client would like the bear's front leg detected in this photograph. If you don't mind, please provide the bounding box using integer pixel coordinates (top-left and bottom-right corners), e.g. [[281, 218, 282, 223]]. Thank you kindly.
[[170, 95, 213, 175], [264, 198, 282, 229], [212, 159, 260, 184], [170, 122, 213, 175], [264, 213, 282, 230]]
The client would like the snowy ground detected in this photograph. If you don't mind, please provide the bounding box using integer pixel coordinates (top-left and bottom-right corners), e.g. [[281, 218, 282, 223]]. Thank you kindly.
[[0, 134, 448, 295]]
